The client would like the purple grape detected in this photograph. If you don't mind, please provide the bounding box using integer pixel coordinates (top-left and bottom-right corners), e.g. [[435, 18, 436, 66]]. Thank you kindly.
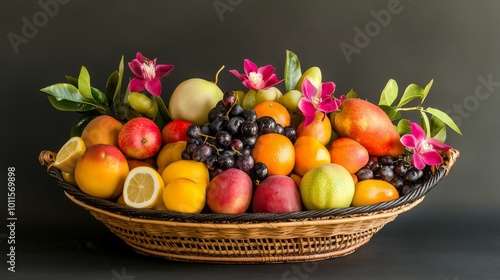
[[237, 154, 254, 172]]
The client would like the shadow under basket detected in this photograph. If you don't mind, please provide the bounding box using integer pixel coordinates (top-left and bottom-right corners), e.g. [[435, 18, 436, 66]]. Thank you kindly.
[[40, 149, 459, 263]]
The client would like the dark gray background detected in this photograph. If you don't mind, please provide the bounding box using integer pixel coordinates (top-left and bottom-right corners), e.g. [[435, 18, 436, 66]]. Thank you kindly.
[[1, 0, 499, 279]]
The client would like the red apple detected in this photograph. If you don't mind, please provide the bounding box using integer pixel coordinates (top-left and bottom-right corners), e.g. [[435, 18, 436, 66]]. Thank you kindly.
[[207, 168, 253, 214], [161, 119, 193, 144], [118, 117, 162, 160], [252, 175, 302, 213]]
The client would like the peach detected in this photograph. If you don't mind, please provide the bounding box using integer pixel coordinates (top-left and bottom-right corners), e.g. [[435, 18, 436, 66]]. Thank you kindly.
[[74, 144, 129, 199], [80, 115, 123, 148], [252, 175, 302, 213], [207, 168, 253, 214], [329, 137, 369, 174]]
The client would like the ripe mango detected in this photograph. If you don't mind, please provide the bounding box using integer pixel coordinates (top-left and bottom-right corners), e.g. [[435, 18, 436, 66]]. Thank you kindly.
[[330, 98, 404, 157]]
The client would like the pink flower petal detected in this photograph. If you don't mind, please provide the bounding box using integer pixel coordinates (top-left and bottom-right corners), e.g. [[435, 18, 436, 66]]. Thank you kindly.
[[242, 80, 259, 90], [136, 52, 147, 62], [318, 96, 339, 113], [228, 69, 247, 81], [129, 78, 145, 92], [298, 98, 317, 127], [411, 153, 427, 170], [258, 65, 276, 81], [301, 78, 317, 100], [426, 138, 452, 151], [420, 150, 444, 166], [409, 121, 426, 141], [320, 82, 336, 97], [262, 75, 283, 90], [243, 59, 259, 76], [400, 134, 417, 149], [155, 64, 174, 79], [128, 60, 144, 78], [145, 79, 162, 97]]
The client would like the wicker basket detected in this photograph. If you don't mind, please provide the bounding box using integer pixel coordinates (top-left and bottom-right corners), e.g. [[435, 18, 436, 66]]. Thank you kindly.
[[40, 149, 459, 263]]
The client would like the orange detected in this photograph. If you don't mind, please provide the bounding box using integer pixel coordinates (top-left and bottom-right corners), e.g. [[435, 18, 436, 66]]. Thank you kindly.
[[293, 136, 331, 177], [296, 111, 332, 146], [253, 101, 291, 127], [290, 173, 302, 187], [80, 115, 123, 148], [351, 179, 400, 207], [329, 137, 369, 174], [252, 133, 295, 176]]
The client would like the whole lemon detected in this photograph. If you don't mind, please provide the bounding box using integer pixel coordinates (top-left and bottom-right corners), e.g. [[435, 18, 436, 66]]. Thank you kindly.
[[156, 141, 187, 175], [300, 163, 355, 210], [163, 178, 206, 214], [161, 160, 210, 188]]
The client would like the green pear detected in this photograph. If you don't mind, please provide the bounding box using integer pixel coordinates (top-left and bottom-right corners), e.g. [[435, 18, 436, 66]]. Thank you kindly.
[[168, 78, 223, 124], [294, 66, 322, 91]]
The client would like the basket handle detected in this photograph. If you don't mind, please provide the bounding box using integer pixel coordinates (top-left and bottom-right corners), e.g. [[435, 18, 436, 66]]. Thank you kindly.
[[39, 150, 57, 172], [433, 148, 460, 176]]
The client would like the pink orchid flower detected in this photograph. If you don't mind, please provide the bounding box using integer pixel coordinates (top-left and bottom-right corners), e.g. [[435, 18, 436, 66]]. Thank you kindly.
[[128, 52, 174, 96], [229, 59, 283, 90], [400, 121, 452, 170], [298, 78, 340, 127]]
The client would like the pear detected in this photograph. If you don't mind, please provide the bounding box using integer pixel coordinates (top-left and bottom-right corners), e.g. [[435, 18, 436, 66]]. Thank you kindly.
[[168, 78, 223, 124], [330, 98, 404, 157], [294, 66, 322, 91]]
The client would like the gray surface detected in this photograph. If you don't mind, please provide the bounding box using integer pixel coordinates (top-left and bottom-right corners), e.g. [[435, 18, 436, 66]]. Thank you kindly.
[[1, 0, 499, 279]]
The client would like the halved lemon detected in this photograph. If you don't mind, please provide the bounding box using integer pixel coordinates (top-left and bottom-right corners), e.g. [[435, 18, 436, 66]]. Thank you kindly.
[[53, 136, 86, 173], [123, 166, 164, 209]]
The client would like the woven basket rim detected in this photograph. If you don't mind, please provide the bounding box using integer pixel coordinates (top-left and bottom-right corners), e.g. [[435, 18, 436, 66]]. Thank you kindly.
[[42, 149, 459, 223]]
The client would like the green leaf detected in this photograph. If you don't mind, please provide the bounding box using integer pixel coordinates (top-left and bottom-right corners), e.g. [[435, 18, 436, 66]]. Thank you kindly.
[[78, 66, 93, 100], [90, 87, 109, 109], [378, 79, 398, 106], [284, 50, 302, 92], [155, 96, 172, 123], [430, 115, 447, 142], [397, 83, 424, 108], [420, 111, 431, 137], [379, 105, 401, 121], [396, 118, 411, 135], [424, 107, 462, 135], [65, 75, 78, 87], [47, 95, 95, 112], [345, 89, 358, 99], [105, 70, 119, 102], [421, 79, 434, 103], [41, 83, 102, 112], [113, 56, 125, 117]]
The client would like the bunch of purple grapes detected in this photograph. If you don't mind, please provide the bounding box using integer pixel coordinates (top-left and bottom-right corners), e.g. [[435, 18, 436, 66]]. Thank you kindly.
[[182, 91, 297, 183], [356, 155, 429, 196]]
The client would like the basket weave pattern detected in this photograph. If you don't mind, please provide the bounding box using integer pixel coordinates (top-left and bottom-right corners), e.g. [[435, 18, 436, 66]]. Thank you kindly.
[[42, 149, 458, 263]]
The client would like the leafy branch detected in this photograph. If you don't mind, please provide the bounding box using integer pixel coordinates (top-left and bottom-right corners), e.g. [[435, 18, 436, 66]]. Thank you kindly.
[[378, 79, 462, 142], [40, 56, 170, 136]]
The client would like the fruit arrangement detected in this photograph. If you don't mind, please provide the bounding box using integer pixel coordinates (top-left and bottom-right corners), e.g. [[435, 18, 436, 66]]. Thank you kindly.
[[40, 50, 461, 216]]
